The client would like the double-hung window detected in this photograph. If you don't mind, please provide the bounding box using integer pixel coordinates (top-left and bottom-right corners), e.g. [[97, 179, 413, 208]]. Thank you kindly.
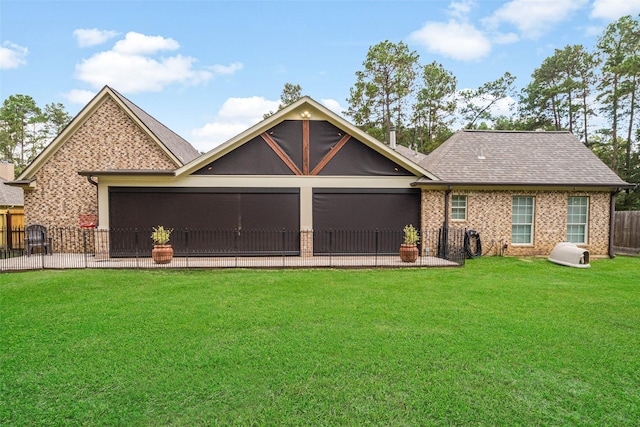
[[451, 195, 467, 220], [567, 196, 588, 244], [512, 196, 534, 245]]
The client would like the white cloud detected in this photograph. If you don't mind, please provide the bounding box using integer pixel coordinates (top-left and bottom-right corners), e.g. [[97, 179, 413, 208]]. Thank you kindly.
[[483, 0, 588, 39], [455, 90, 517, 125], [76, 51, 211, 92], [0, 41, 28, 69], [585, 25, 605, 36], [216, 96, 279, 120], [190, 96, 279, 152], [492, 32, 519, 44], [449, 0, 477, 19], [591, 0, 640, 20], [210, 62, 244, 75], [112, 32, 179, 55], [409, 20, 492, 61], [73, 31, 240, 93], [320, 99, 344, 115], [73, 28, 119, 47], [490, 95, 516, 117], [63, 89, 97, 105]]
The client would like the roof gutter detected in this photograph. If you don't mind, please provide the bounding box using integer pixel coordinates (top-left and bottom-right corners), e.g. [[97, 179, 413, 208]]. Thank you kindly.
[[411, 180, 635, 189], [78, 170, 176, 177], [4, 177, 36, 190]]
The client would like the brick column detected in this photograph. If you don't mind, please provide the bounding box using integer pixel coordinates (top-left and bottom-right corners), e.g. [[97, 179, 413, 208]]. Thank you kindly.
[[300, 229, 314, 258]]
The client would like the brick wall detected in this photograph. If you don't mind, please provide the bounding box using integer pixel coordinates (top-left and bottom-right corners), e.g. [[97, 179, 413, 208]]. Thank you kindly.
[[24, 97, 177, 229], [421, 189, 612, 256], [300, 229, 313, 257]]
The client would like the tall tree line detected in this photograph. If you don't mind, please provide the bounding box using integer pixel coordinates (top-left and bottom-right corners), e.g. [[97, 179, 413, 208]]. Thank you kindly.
[[344, 39, 516, 151], [344, 15, 639, 209], [0, 95, 71, 177]]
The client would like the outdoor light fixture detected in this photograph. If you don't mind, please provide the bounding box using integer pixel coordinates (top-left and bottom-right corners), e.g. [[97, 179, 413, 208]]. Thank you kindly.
[[301, 111, 311, 118]]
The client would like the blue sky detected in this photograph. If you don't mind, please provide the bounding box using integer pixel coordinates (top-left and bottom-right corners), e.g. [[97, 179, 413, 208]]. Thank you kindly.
[[2, 0, 640, 152]]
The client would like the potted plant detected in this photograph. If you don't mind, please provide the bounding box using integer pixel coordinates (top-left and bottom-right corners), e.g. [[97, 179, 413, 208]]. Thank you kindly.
[[399, 224, 420, 263], [151, 225, 173, 264]]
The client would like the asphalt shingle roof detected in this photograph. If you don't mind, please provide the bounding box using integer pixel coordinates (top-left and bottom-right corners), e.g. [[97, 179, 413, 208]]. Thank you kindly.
[[416, 129, 629, 187], [393, 144, 429, 165], [0, 178, 24, 206], [111, 88, 201, 165]]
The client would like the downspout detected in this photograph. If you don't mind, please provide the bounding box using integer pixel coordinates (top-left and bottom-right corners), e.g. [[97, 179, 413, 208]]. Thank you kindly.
[[439, 187, 452, 259], [86, 175, 99, 226], [443, 187, 451, 229], [86, 176, 98, 187], [608, 189, 621, 258]]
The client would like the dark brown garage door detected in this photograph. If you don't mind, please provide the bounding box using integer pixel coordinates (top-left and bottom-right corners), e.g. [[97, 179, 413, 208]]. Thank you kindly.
[[109, 188, 300, 256], [313, 189, 421, 254]]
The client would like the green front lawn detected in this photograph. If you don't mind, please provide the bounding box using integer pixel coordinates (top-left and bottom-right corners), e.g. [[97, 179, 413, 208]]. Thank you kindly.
[[1, 257, 639, 425]]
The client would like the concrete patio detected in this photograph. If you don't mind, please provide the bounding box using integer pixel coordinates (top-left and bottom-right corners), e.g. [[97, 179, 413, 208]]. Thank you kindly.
[[1, 252, 462, 271]]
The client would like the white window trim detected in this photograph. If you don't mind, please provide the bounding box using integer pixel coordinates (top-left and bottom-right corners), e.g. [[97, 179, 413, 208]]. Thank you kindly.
[[512, 196, 535, 246], [567, 196, 589, 244], [451, 195, 467, 221]]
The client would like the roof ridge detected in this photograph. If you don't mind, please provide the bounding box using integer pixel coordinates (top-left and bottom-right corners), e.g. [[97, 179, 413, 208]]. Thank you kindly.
[[462, 129, 572, 134]]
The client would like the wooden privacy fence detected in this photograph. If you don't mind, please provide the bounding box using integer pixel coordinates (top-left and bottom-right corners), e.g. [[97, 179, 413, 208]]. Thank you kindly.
[[613, 211, 640, 255], [0, 209, 24, 251]]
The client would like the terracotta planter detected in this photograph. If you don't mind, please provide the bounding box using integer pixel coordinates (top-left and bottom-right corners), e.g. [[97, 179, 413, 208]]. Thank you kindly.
[[152, 244, 173, 264], [399, 243, 419, 263]]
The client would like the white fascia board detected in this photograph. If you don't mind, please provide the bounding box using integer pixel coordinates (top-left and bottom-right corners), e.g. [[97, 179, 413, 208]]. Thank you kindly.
[[97, 174, 419, 189]]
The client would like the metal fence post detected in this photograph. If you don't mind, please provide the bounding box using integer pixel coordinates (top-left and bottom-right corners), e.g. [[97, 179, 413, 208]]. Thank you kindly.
[[40, 229, 45, 270], [329, 229, 333, 267], [185, 228, 189, 268], [281, 228, 286, 267], [83, 228, 88, 268], [134, 229, 139, 268], [375, 229, 379, 268], [234, 228, 239, 268]]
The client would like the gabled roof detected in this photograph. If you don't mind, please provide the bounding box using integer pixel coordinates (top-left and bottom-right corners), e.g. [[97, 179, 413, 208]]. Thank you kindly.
[[414, 129, 631, 188], [109, 88, 200, 164], [393, 144, 430, 169], [0, 178, 24, 206], [15, 86, 200, 181], [177, 96, 437, 180]]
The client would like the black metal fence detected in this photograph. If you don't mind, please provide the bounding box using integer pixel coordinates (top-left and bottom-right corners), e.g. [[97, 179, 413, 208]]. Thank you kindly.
[[1, 227, 466, 271]]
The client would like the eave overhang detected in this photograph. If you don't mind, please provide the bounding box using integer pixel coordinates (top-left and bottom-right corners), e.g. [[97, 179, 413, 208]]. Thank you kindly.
[[5, 177, 36, 190], [78, 170, 176, 177], [410, 180, 635, 192]]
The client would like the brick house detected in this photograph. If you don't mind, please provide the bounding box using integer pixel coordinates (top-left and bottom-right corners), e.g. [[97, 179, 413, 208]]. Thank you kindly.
[[8, 86, 632, 257], [9, 86, 200, 229], [403, 130, 629, 256]]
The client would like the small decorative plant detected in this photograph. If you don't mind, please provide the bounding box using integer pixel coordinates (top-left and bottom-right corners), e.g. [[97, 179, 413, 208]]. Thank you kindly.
[[403, 224, 420, 245], [151, 226, 173, 245]]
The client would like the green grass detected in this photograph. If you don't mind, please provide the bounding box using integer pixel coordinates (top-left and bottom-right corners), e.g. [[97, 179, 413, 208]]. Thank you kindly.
[[1, 257, 639, 425]]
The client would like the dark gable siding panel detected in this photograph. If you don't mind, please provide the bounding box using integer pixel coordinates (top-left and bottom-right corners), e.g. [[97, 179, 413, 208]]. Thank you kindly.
[[193, 135, 295, 175], [268, 120, 303, 171], [192, 120, 415, 177], [308, 120, 345, 171], [317, 137, 414, 176]]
